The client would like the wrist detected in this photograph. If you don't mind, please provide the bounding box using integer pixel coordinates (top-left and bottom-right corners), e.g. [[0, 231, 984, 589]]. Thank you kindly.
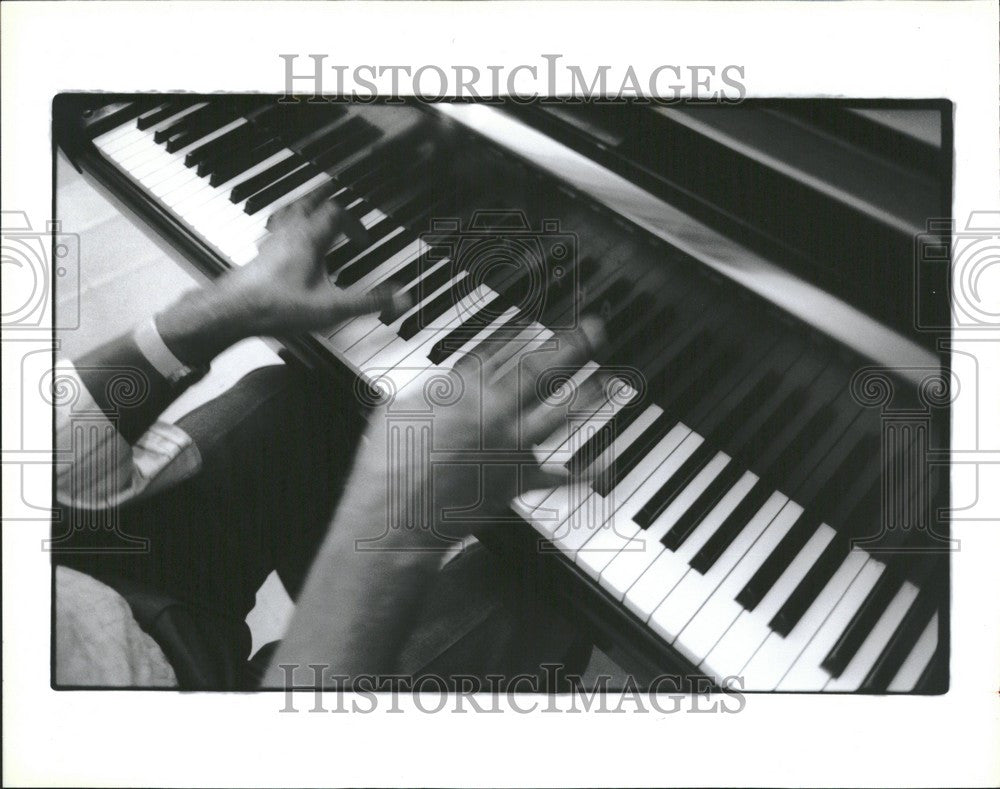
[[154, 283, 257, 367]]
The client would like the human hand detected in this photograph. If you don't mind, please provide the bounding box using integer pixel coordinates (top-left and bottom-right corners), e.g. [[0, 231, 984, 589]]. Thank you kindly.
[[341, 316, 607, 549], [156, 186, 408, 366], [215, 188, 407, 336]]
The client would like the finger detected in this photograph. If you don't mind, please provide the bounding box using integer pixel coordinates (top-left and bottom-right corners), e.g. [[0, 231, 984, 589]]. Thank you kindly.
[[323, 198, 369, 248], [327, 283, 413, 322], [497, 315, 605, 407], [298, 200, 361, 256], [265, 178, 340, 232], [519, 464, 568, 495], [301, 177, 343, 212], [531, 316, 603, 395], [519, 396, 578, 449]]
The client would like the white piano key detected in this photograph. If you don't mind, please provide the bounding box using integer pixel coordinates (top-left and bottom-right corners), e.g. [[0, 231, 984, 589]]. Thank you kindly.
[[147, 164, 200, 196], [548, 424, 691, 555], [777, 556, 885, 691], [649, 471, 771, 650], [367, 286, 500, 374], [346, 273, 469, 368], [824, 580, 920, 691], [677, 496, 807, 666], [96, 127, 144, 156], [618, 487, 786, 621], [536, 378, 643, 462], [213, 148, 295, 189], [343, 238, 429, 295], [577, 442, 725, 579], [488, 326, 555, 383], [739, 537, 867, 689], [156, 170, 210, 205], [95, 115, 148, 147], [330, 254, 452, 353], [887, 612, 939, 693], [700, 513, 834, 681], [229, 246, 259, 267], [104, 131, 161, 162], [521, 402, 664, 527], [129, 147, 182, 180], [251, 171, 331, 219], [621, 470, 760, 624]]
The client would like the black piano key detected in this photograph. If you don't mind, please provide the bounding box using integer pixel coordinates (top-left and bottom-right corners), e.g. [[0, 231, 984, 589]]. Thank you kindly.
[[389, 191, 451, 231], [136, 98, 198, 130], [236, 121, 366, 212], [210, 136, 284, 186], [336, 230, 417, 288], [244, 164, 319, 215], [661, 461, 745, 551], [385, 257, 456, 318], [276, 102, 349, 138], [95, 99, 162, 133], [757, 401, 836, 484], [667, 382, 818, 563], [634, 369, 780, 529], [325, 217, 401, 273], [397, 280, 467, 341], [736, 511, 821, 611], [156, 100, 253, 150], [311, 124, 382, 170], [427, 305, 513, 365], [193, 104, 284, 174], [153, 102, 220, 143], [690, 477, 781, 571], [205, 136, 281, 183], [593, 331, 717, 495], [360, 163, 434, 209], [451, 253, 604, 369], [376, 245, 446, 294], [860, 590, 938, 692], [229, 156, 303, 203], [648, 334, 736, 412], [736, 430, 879, 609], [769, 536, 851, 637], [563, 305, 679, 472], [769, 483, 880, 636], [423, 256, 550, 362], [733, 384, 811, 466], [820, 568, 905, 678], [186, 122, 253, 168]]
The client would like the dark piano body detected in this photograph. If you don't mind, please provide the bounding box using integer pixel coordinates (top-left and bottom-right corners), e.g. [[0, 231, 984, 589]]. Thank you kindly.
[[54, 94, 952, 693]]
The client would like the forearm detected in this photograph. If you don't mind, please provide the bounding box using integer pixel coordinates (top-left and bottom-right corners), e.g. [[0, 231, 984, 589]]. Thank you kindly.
[[265, 513, 440, 685], [263, 439, 444, 685], [71, 281, 255, 441]]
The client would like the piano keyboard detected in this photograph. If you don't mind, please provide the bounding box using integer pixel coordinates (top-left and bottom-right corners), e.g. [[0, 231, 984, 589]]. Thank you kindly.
[[80, 97, 946, 692]]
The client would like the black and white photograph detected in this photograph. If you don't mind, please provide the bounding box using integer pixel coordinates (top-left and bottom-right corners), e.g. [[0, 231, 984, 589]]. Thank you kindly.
[[2, 2, 998, 787], [49, 94, 954, 694]]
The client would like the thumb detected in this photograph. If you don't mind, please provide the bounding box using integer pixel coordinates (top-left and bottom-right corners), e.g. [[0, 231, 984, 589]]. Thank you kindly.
[[520, 464, 568, 494], [328, 285, 413, 322]]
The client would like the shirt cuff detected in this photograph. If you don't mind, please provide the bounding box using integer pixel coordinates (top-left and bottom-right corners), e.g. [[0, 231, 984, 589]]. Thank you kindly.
[[133, 317, 191, 381]]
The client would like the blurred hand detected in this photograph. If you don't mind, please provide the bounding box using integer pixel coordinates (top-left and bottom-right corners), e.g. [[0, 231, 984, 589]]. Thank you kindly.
[[215, 188, 406, 336], [156, 186, 408, 366], [341, 316, 606, 547]]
